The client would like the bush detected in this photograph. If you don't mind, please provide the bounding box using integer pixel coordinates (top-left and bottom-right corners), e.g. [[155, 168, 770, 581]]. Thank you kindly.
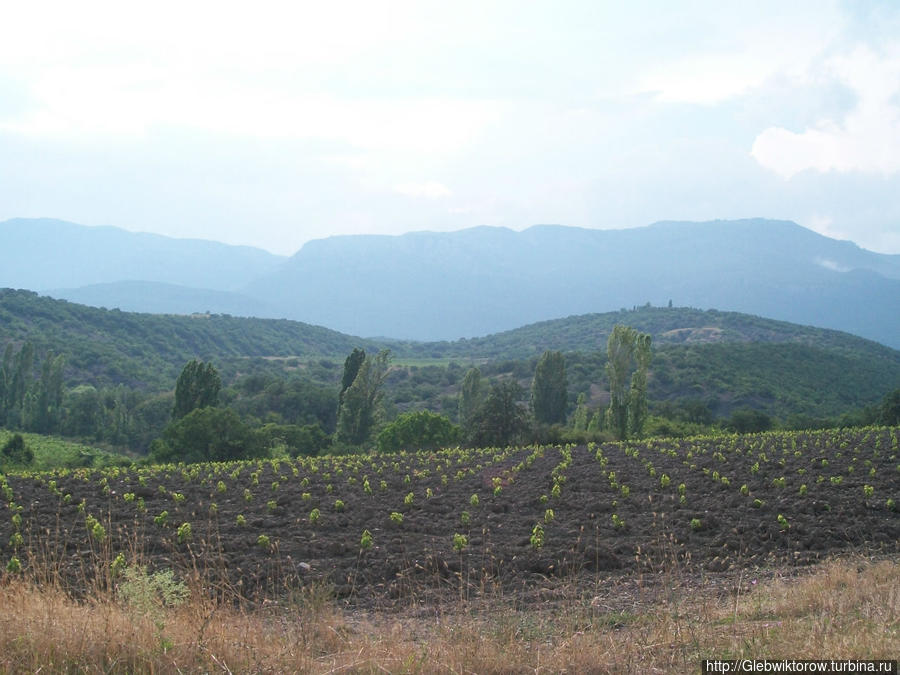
[[149, 407, 265, 464], [1, 434, 33, 466], [376, 410, 459, 453]]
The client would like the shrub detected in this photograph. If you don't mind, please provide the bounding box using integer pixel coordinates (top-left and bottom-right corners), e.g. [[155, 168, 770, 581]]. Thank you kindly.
[[690, 518, 702, 531]]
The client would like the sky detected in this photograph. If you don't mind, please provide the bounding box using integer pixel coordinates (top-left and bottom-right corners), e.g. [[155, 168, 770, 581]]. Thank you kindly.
[[2, 0, 900, 256]]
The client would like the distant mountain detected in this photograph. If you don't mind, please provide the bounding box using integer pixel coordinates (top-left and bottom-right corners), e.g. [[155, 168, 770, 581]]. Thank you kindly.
[[4, 217, 900, 349], [243, 219, 900, 347], [0, 218, 285, 292]]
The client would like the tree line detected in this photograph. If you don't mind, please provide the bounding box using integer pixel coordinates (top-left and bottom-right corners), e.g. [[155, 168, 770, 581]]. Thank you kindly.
[[3, 326, 898, 467]]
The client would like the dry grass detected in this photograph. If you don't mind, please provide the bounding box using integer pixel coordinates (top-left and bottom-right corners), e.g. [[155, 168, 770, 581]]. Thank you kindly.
[[0, 556, 896, 673]]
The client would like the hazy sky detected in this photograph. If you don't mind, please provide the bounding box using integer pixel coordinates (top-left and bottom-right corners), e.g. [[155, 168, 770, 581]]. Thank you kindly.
[[2, 0, 900, 255]]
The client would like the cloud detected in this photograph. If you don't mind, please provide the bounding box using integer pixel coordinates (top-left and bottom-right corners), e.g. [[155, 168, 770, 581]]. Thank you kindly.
[[752, 47, 900, 178], [634, 4, 841, 105], [392, 181, 452, 199]]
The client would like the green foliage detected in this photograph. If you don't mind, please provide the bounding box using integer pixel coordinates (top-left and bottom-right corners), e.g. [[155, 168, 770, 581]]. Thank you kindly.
[[606, 325, 652, 439], [172, 360, 221, 420], [877, 389, 900, 425], [1, 433, 33, 466], [376, 410, 459, 453], [257, 422, 331, 458], [257, 534, 271, 550], [359, 529, 373, 551], [176, 522, 192, 544], [452, 532, 468, 552], [531, 351, 568, 425], [690, 518, 702, 530], [119, 566, 190, 620], [727, 408, 773, 434], [150, 406, 265, 464], [336, 349, 391, 446], [458, 367, 485, 444], [469, 380, 530, 448]]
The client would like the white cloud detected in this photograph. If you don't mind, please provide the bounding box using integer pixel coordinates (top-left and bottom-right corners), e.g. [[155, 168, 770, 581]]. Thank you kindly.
[[392, 181, 452, 199], [634, 4, 841, 104], [752, 47, 900, 178]]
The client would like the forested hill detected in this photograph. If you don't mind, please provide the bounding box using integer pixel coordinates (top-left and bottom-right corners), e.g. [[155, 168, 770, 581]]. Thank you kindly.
[[2, 290, 899, 422], [0, 289, 390, 389], [425, 306, 900, 361]]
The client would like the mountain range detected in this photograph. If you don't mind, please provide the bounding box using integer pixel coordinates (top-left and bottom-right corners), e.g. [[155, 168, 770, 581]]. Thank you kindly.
[[2, 217, 898, 347]]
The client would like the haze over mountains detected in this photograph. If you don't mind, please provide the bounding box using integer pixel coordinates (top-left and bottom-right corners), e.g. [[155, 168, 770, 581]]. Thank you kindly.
[[2, 217, 898, 348]]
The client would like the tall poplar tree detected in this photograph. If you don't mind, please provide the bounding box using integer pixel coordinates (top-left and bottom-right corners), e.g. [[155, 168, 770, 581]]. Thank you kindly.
[[172, 360, 221, 420], [458, 367, 485, 443], [531, 350, 568, 425], [605, 325, 651, 440], [336, 349, 391, 446]]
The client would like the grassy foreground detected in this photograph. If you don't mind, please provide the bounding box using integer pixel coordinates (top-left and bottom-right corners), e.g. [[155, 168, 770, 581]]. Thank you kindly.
[[0, 556, 896, 673]]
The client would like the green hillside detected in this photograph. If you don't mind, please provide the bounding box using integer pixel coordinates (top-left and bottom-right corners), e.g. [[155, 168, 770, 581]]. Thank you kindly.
[[425, 305, 900, 360], [1, 290, 898, 433], [0, 289, 389, 389]]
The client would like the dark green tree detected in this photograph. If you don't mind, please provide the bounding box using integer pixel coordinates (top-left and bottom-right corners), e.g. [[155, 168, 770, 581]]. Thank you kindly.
[[339, 348, 366, 408], [1, 433, 33, 465], [172, 360, 221, 420], [376, 410, 459, 453], [29, 353, 65, 433], [876, 388, 900, 426], [1, 342, 34, 428], [726, 408, 772, 434], [336, 349, 391, 446], [458, 367, 485, 443], [150, 406, 264, 464], [470, 379, 530, 448], [531, 350, 567, 425], [258, 422, 331, 457]]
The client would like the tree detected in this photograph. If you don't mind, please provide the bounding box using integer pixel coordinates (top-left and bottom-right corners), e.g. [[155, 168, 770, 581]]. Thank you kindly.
[[876, 388, 900, 426], [627, 333, 652, 437], [1, 433, 33, 466], [339, 348, 366, 408], [150, 407, 264, 464], [376, 410, 459, 453], [172, 360, 221, 420], [605, 325, 652, 439], [726, 408, 772, 434], [335, 349, 391, 446], [470, 380, 530, 448], [0, 341, 34, 428], [458, 367, 485, 443], [571, 393, 589, 432], [531, 351, 568, 425], [29, 353, 65, 433]]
